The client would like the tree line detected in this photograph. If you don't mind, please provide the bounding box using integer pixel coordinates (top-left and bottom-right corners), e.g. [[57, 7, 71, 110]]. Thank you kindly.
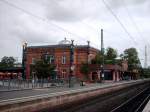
[[0, 56, 16, 68]]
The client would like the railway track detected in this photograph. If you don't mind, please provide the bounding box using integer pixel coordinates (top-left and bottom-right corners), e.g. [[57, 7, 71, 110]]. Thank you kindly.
[[40, 82, 150, 112], [111, 87, 150, 112]]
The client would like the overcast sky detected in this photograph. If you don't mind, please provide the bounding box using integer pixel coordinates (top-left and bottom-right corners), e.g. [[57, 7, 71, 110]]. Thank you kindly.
[[0, 0, 150, 66]]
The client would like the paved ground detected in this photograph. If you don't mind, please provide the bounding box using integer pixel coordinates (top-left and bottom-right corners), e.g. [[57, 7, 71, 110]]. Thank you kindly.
[[0, 85, 19, 91], [0, 80, 137, 101], [0, 79, 144, 102], [0, 83, 104, 100]]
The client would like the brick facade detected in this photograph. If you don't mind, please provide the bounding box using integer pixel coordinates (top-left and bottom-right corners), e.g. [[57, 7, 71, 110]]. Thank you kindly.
[[24, 41, 99, 79], [23, 39, 130, 81]]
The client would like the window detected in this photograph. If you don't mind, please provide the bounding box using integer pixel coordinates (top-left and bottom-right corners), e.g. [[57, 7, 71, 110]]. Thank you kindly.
[[49, 55, 54, 64], [45, 55, 54, 64], [32, 58, 36, 64], [62, 69, 66, 78], [45, 55, 48, 60], [62, 56, 66, 64]]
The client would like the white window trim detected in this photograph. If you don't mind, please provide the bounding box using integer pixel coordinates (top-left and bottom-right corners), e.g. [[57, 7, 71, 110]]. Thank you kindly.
[[49, 55, 54, 64], [62, 56, 66, 64], [62, 69, 66, 78], [32, 58, 36, 64]]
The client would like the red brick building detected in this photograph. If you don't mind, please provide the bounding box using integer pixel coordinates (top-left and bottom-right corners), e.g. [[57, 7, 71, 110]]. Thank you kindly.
[[23, 38, 127, 81], [24, 38, 99, 80]]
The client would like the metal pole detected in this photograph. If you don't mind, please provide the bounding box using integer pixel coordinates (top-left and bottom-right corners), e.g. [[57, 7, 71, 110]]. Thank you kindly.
[[22, 43, 27, 80], [101, 29, 104, 82], [69, 40, 74, 88], [144, 45, 148, 68], [87, 41, 90, 82], [87, 41, 90, 63]]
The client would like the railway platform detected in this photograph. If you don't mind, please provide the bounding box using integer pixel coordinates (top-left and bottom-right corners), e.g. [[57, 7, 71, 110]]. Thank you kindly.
[[143, 100, 150, 112]]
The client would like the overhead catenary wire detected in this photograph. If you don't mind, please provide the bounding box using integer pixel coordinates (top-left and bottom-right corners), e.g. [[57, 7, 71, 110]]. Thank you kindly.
[[0, 0, 145, 54], [0, 0, 98, 48], [78, 4, 145, 55], [80, 21, 129, 41], [83, 0, 150, 64], [117, 0, 149, 64], [122, 0, 150, 48], [78, 22, 131, 56], [102, 0, 138, 45], [102, 0, 144, 54], [80, 0, 136, 49], [121, 0, 147, 60], [76, 20, 132, 52]]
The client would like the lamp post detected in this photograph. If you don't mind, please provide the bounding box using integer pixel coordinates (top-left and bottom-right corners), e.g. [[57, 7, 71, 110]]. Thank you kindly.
[[69, 40, 74, 88], [87, 41, 90, 63], [22, 42, 27, 80], [87, 41, 90, 81]]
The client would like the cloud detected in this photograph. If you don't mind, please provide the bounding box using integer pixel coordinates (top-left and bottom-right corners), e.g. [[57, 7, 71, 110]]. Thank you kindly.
[[45, 0, 104, 22], [0, 0, 150, 66], [108, 0, 147, 8]]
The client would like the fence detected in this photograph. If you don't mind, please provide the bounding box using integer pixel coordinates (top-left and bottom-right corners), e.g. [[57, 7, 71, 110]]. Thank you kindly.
[[0, 77, 79, 90]]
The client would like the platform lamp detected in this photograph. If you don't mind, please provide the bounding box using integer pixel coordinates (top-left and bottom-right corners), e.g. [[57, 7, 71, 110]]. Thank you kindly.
[[22, 42, 27, 80], [87, 41, 90, 63]]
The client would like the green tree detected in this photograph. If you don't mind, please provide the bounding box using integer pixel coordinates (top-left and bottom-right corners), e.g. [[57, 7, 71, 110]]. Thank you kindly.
[[105, 47, 117, 64], [80, 63, 90, 81], [91, 53, 103, 64], [121, 48, 141, 71], [105, 47, 117, 60], [141, 68, 150, 78], [0, 56, 16, 68], [31, 59, 55, 79], [91, 47, 118, 65]]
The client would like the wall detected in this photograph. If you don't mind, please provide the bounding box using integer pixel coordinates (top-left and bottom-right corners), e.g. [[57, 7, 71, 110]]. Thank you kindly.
[[25, 45, 99, 80]]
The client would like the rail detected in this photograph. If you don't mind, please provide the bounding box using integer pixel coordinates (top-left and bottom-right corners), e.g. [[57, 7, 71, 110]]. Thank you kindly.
[[111, 87, 150, 112]]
